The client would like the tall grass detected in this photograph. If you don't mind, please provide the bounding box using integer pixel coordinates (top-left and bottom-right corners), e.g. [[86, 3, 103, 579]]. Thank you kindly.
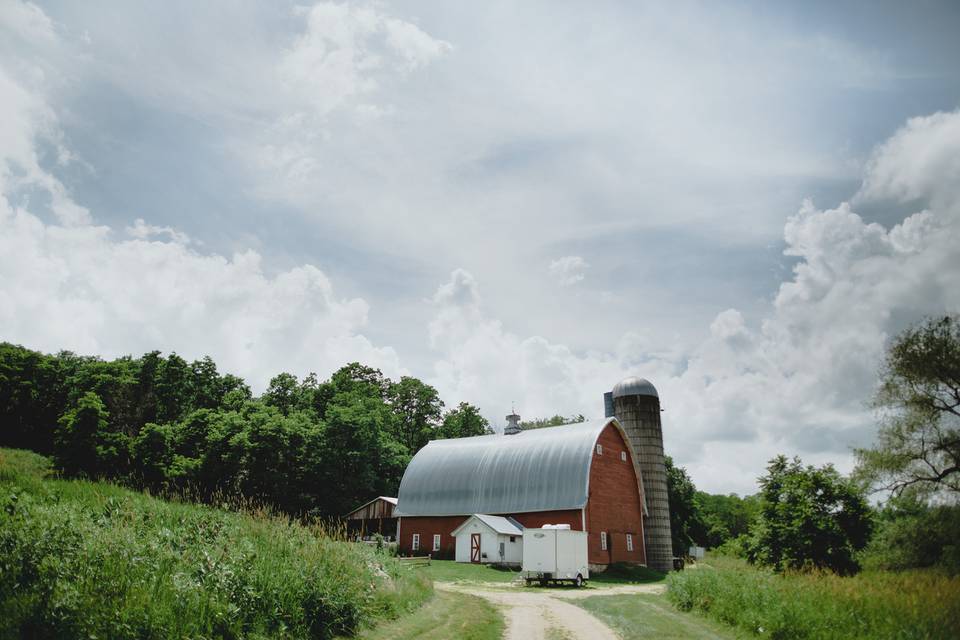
[[666, 554, 960, 639], [0, 448, 431, 639]]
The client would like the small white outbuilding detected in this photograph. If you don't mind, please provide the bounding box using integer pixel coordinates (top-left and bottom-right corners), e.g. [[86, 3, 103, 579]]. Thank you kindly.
[[451, 514, 524, 565]]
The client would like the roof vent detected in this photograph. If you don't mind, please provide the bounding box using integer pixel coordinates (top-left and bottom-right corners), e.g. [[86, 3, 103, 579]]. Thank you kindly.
[[504, 411, 522, 435]]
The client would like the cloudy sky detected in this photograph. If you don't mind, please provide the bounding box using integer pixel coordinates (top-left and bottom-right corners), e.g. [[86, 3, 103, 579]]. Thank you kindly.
[[2, 0, 959, 494]]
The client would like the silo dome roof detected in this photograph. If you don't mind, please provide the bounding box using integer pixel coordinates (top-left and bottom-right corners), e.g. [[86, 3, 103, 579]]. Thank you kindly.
[[612, 376, 658, 399]]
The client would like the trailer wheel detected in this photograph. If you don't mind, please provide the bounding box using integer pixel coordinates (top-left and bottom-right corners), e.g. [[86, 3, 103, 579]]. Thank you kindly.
[[574, 574, 583, 588]]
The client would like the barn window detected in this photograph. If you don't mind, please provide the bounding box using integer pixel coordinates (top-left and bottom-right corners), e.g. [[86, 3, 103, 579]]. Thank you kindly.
[[620, 451, 627, 462], [412, 534, 420, 551], [626, 533, 634, 551], [596, 444, 603, 455], [510, 536, 516, 543], [433, 534, 441, 551], [600, 531, 608, 551]]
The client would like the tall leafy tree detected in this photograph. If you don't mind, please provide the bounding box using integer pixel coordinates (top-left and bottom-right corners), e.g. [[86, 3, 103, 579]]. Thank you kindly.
[[856, 315, 960, 498], [437, 402, 492, 439], [155, 353, 193, 424], [748, 455, 872, 575], [320, 389, 407, 516], [696, 491, 760, 548], [263, 372, 300, 415], [54, 392, 127, 477], [665, 455, 707, 554], [388, 376, 444, 452]]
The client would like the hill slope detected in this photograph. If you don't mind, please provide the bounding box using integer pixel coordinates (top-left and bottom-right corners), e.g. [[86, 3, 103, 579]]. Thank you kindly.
[[0, 448, 430, 639]]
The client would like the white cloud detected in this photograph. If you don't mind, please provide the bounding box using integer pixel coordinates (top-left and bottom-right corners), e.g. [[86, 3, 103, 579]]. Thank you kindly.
[[0, 1, 55, 44], [0, 45, 403, 392], [126, 218, 191, 245], [548, 255, 589, 286], [857, 110, 960, 210], [426, 110, 960, 493]]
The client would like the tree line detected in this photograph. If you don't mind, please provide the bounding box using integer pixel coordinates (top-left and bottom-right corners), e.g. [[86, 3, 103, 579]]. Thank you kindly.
[[665, 315, 960, 576], [0, 344, 490, 518]]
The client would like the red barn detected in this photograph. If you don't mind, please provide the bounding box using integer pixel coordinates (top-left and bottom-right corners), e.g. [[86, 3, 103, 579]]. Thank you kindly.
[[395, 417, 648, 567]]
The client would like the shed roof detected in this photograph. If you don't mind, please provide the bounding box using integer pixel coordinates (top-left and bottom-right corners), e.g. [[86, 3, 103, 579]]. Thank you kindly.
[[395, 418, 621, 517], [451, 514, 524, 537]]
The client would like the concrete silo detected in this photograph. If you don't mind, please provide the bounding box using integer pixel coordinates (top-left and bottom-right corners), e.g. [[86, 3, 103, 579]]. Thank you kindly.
[[608, 377, 674, 572]]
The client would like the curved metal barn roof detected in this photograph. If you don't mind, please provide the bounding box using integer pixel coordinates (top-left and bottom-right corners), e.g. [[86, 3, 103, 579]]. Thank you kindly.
[[395, 417, 622, 517]]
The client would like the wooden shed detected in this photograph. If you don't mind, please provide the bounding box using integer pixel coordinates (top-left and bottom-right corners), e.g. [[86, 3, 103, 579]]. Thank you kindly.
[[343, 496, 398, 540]]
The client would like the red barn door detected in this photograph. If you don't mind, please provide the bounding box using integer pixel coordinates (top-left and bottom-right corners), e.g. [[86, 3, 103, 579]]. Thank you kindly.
[[470, 533, 481, 563]]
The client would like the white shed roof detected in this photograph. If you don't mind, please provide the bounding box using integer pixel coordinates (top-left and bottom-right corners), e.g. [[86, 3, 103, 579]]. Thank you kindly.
[[452, 514, 524, 537], [395, 418, 621, 517]]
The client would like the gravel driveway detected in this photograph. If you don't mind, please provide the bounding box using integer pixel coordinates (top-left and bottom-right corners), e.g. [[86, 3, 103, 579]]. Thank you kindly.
[[436, 581, 665, 640]]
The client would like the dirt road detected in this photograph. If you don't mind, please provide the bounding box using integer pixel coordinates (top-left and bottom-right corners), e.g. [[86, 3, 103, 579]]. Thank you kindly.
[[436, 582, 664, 640]]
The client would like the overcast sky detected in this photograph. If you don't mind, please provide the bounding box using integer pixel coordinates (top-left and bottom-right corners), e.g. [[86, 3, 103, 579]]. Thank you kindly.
[[2, 0, 959, 494]]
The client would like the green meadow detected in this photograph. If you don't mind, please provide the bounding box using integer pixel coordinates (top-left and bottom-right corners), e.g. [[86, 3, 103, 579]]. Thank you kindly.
[[0, 448, 431, 640], [665, 555, 960, 640]]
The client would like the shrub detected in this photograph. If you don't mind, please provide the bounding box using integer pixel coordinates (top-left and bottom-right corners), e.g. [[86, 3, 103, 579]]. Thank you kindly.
[[861, 499, 960, 574]]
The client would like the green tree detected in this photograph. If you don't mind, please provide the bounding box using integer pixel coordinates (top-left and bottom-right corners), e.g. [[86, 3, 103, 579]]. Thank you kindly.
[[263, 372, 300, 415], [748, 455, 872, 575], [855, 315, 960, 498], [388, 376, 444, 452], [155, 353, 193, 423], [130, 422, 176, 489], [437, 402, 492, 439], [320, 390, 408, 516], [861, 492, 960, 573], [54, 392, 127, 477], [665, 455, 707, 555], [696, 491, 760, 548]]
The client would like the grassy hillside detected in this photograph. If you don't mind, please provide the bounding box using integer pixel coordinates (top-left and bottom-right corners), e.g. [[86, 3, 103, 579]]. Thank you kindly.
[[666, 555, 960, 640], [0, 448, 431, 640]]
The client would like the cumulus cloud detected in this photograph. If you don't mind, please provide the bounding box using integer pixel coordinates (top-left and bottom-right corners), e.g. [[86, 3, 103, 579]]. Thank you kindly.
[[0, 197, 406, 390], [0, 32, 403, 392], [857, 110, 960, 209], [279, 3, 450, 116], [426, 110, 960, 492], [548, 255, 589, 286]]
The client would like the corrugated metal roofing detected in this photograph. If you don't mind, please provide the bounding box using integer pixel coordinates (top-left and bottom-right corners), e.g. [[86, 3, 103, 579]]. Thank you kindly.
[[395, 418, 619, 517]]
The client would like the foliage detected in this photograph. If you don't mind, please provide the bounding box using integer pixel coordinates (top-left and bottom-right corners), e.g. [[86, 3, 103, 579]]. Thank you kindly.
[[696, 492, 760, 549], [53, 391, 126, 478], [664, 456, 707, 555], [666, 554, 960, 640], [0, 343, 488, 519], [436, 402, 492, 439], [855, 315, 960, 498], [860, 492, 960, 573], [388, 377, 445, 452], [519, 413, 585, 430], [0, 448, 431, 640], [747, 456, 872, 575]]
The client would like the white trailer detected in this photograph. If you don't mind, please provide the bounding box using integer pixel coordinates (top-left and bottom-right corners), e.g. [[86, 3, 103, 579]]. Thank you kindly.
[[521, 525, 589, 587]]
